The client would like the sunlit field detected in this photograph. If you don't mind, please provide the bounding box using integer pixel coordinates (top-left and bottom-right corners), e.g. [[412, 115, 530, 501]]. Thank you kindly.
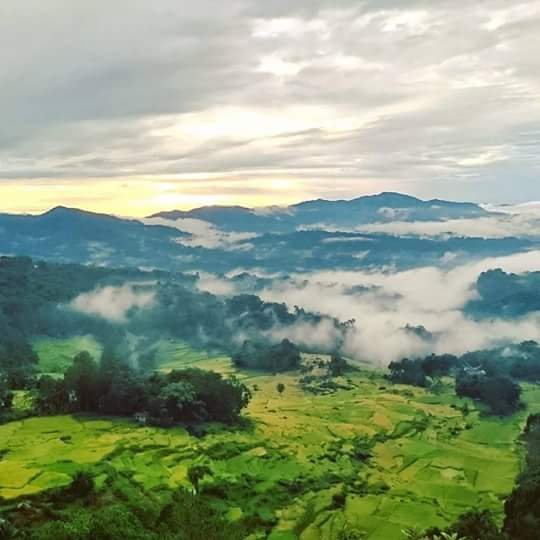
[[2, 345, 537, 539]]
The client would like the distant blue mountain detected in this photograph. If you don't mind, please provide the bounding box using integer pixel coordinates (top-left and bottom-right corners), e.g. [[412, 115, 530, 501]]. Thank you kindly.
[[149, 192, 489, 232], [0, 194, 529, 275], [0, 206, 188, 265]]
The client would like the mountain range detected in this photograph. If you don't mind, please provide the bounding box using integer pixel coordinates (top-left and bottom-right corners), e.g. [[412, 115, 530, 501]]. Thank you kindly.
[[0, 193, 531, 274], [149, 192, 489, 232]]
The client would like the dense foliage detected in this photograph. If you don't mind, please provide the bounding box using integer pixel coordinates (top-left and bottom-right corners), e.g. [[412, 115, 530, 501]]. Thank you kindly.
[[387, 348, 535, 416], [388, 354, 460, 387], [504, 414, 540, 539], [423, 510, 505, 540], [0, 256, 175, 339], [467, 269, 540, 319], [0, 257, 337, 372], [455, 372, 522, 416], [232, 339, 301, 372], [0, 340, 38, 389], [1, 471, 245, 540], [35, 351, 251, 425]]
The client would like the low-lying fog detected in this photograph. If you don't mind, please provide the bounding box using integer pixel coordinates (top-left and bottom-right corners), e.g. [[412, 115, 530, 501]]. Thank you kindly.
[[199, 250, 540, 365]]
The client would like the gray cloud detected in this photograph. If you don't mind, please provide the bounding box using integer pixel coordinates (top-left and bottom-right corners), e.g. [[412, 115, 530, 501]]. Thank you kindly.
[[1, 0, 539, 203]]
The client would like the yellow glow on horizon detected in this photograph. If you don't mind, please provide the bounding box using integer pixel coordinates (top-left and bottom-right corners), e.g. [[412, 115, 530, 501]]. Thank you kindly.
[[0, 177, 316, 217]]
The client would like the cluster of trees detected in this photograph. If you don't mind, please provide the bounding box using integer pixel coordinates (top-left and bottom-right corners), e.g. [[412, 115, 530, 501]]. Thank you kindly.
[[148, 285, 343, 353], [460, 341, 540, 382], [1, 471, 245, 540], [466, 269, 540, 319], [455, 372, 522, 416], [0, 339, 39, 389], [0, 256, 340, 368], [35, 350, 251, 425], [232, 339, 301, 372], [389, 341, 540, 390], [388, 354, 460, 387], [0, 338, 40, 419], [418, 510, 505, 540], [0, 256, 178, 340], [503, 414, 540, 539], [388, 348, 534, 415]]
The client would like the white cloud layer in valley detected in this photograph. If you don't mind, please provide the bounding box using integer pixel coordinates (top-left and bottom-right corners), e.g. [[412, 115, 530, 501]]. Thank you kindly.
[[142, 217, 256, 250], [198, 250, 540, 365]]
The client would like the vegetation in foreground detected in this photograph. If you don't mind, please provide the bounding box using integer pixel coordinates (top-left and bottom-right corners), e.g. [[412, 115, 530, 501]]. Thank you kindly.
[[2, 257, 540, 538], [1, 347, 539, 539], [34, 350, 251, 426]]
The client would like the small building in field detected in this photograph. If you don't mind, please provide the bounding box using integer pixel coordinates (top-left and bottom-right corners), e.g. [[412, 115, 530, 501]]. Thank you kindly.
[[134, 412, 148, 425]]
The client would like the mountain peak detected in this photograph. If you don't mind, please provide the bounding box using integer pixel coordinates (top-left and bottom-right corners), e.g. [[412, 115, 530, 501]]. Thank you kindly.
[[358, 192, 422, 204], [42, 205, 79, 215]]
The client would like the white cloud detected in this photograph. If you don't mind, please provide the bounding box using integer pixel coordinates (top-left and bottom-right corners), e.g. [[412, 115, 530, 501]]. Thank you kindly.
[[70, 283, 155, 322], [142, 217, 256, 250], [356, 214, 540, 239], [254, 250, 540, 365]]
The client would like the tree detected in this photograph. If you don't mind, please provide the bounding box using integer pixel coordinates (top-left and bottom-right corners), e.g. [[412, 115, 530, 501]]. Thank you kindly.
[[0, 373, 13, 412], [64, 351, 99, 412], [455, 372, 521, 416], [504, 414, 540, 539], [166, 369, 251, 424], [160, 381, 198, 421], [0, 340, 39, 389], [388, 358, 428, 387], [449, 510, 505, 540], [187, 464, 211, 494], [35, 376, 70, 415], [276, 382, 285, 395], [67, 471, 95, 499], [159, 490, 246, 540], [232, 339, 301, 372], [422, 354, 459, 377], [97, 359, 146, 416], [329, 355, 347, 376]]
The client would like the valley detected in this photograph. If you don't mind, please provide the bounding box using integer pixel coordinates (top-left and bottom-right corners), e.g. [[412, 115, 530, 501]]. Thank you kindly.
[[1, 343, 537, 539]]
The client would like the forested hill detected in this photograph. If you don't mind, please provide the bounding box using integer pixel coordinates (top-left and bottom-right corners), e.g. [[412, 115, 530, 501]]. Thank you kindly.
[[0, 257, 187, 340], [0, 256, 345, 374], [466, 269, 540, 319]]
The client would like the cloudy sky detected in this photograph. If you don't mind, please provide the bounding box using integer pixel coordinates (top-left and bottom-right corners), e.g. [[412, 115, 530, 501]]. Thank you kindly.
[[1, 0, 539, 215]]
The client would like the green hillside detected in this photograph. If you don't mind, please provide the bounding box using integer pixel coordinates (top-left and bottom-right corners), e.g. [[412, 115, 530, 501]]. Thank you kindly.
[[1, 353, 537, 539]]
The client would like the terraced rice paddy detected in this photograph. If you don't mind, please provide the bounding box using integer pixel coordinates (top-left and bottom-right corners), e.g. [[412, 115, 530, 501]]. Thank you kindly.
[[33, 335, 103, 377], [154, 340, 234, 375], [1, 345, 538, 539]]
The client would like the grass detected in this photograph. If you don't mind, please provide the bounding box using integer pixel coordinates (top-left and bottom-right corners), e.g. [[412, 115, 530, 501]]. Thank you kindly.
[[153, 339, 236, 376], [1, 349, 539, 539], [33, 335, 103, 377]]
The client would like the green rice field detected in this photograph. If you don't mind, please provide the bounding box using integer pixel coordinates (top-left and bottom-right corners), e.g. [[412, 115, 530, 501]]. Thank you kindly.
[[33, 335, 103, 377], [2, 341, 539, 539]]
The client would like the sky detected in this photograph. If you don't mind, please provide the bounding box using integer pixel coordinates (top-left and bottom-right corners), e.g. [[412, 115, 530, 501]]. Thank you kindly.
[[1, 0, 539, 216]]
